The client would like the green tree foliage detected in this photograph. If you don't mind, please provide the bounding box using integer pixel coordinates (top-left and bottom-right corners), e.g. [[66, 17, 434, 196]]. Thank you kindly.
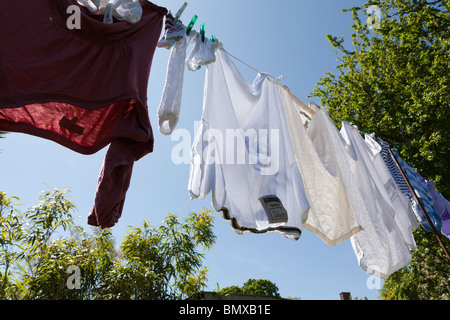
[[310, 0, 450, 299], [217, 279, 281, 298], [311, 0, 450, 197], [0, 188, 216, 300]]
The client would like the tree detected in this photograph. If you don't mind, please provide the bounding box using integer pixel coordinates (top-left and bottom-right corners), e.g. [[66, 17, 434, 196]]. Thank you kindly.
[[0, 188, 216, 300], [217, 279, 281, 298], [309, 0, 450, 299], [101, 212, 216, 300], [311, 0, 450, 196]]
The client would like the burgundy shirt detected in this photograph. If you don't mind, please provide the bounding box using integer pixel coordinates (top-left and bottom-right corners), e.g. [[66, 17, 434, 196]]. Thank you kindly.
[[0, 0, 167, 228]]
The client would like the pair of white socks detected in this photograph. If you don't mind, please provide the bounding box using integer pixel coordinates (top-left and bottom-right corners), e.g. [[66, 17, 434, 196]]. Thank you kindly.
[[157, 20, 219, 135]]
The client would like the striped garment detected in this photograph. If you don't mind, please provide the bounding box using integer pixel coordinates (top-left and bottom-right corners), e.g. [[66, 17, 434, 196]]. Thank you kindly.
[[376, 137, 442, 232]]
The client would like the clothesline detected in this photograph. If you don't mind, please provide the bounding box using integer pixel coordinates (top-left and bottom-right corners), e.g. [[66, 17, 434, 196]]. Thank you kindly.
[[223, 48, 373, 135], [223, 49, 321, 110], [192, 35, 450, 262], [1, 1, 448, 280]]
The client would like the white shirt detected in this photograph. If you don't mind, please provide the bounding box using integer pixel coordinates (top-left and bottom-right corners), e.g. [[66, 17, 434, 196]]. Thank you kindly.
[[340, 123, 412, 279], [364, 134, 417, 252], [188, 48, 310, 240]]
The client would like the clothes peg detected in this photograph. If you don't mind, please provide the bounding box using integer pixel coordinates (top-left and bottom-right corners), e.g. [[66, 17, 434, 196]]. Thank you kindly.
[[200, 23, 206, 42], [186, 14, 198, 35], [210, 35, 216, 43], [173, 2, 188, 24]]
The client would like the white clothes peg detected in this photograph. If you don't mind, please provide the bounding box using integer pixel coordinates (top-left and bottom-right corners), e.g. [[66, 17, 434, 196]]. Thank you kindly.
[[173, 2, 188, 24]]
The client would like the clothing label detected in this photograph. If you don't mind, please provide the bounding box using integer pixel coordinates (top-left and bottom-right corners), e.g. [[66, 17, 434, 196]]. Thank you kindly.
[[259, 195, 288, 224]]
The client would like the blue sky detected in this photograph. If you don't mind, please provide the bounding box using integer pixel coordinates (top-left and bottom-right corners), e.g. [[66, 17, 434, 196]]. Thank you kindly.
[[0, 0, 387, 300]]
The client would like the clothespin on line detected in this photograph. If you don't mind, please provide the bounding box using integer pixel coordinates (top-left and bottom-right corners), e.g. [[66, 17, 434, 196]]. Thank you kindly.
[[200, 23, 206, 42], [141, 1, 187, 23], [173, 2, 188, 24], [186, 14, 198, 35]]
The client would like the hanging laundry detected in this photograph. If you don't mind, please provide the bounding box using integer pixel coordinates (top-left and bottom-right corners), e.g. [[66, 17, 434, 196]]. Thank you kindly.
[[421, 179, 450, 240], [77, 0, 143, 24], [157, 12, 186, 49], [185, 34, 218, 71], [188, 47, 310, 240], [157, 21, 195, 135], [375, 137, 421, 230], [338, 123, 412, 279], [441, 209, 450, 240], [157, 16, 220, 135], [390, 149, 442, 233], [364, 134, 417, 251], [279, 88, 361, 246], [0, 0, 167, 228]]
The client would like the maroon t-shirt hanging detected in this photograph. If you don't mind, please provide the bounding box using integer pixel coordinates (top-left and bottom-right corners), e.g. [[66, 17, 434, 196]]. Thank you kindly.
[[0, 0, 167, 228]]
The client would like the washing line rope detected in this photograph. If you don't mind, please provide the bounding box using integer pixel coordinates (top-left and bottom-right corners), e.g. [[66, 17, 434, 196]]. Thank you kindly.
[[224, 49, 368, 132], [222, 49, 263, 75], [223, 49, 316, 110]]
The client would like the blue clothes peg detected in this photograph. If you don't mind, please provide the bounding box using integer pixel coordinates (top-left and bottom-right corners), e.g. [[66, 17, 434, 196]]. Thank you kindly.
[[186, 14, 198, 35]]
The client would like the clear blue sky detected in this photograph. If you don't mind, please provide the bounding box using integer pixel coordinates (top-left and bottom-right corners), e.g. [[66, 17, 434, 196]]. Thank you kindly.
[[1, 0, 386, 300]]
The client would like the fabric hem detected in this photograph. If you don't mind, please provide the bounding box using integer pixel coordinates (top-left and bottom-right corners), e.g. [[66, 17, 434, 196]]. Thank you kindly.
[[358, 256, 412, 280], [219, 207, 302, 241], [0, 119, 154, 156], [303, 224, 362, 247]]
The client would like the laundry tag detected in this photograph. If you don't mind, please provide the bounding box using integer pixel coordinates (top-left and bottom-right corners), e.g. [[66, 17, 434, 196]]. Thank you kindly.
[[259, 195, 288, 224]]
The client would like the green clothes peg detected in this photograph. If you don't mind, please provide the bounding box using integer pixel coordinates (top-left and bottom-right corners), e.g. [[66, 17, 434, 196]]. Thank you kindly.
[[186, 14, 198, 35], [200, 23, 205, 42]]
